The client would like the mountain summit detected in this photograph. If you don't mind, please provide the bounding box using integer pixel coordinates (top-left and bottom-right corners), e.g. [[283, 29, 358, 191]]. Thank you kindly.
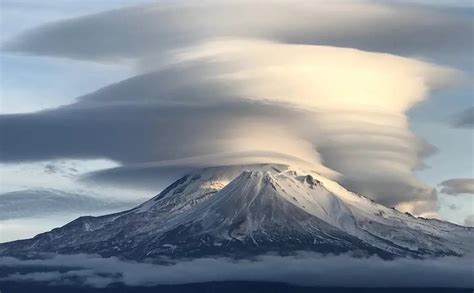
[[1, 164, 472, 259]]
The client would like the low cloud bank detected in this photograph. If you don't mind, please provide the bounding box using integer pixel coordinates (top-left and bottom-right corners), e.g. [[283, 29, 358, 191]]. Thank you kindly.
[[1, 253, 473, 288]]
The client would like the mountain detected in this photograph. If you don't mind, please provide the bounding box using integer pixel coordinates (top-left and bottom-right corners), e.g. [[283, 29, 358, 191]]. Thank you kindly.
[[0, 164, 472, 259], [0, 189, 141, 220]]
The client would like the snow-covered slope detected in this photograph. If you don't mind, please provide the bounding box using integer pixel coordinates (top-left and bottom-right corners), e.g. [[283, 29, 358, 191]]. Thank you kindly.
[[0, 164, 471, 259]]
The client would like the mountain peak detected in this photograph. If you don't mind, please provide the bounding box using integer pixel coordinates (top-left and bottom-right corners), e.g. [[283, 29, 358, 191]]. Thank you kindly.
[[234, 170, 279, 189], [0, 164, 472, 260]]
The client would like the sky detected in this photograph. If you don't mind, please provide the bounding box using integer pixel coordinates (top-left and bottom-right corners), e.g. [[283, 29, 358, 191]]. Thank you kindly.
[[0, 0, 473, 241]]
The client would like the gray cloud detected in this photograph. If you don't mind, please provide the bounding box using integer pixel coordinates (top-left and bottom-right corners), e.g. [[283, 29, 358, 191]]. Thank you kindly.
[[1, 253, 473, 288], [0, 99, 305, 164], [464, 215, 474, 227], [44, 162, 79, 177], [2, 1, 472, 62], [448, 203, 458, 210], [81, 151, 314, 192], [0, 189, 139, 220], [452, 107, 474, 128], [43, 163, 60, 174], [439, 178, 474, 195], [1, 0, 149, 11]]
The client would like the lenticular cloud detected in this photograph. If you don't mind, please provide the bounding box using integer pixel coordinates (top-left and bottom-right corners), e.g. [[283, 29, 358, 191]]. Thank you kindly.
[[84, 40, 459, 215], [0, 2, 465, 216], [159, 39, 458, 215]]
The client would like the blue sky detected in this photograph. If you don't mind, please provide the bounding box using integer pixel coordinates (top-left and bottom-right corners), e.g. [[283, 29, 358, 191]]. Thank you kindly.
[[1, 0, 146, 113]]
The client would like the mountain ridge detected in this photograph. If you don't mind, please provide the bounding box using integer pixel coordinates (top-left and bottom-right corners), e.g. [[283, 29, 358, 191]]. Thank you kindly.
[[0, 164, 472, 260]]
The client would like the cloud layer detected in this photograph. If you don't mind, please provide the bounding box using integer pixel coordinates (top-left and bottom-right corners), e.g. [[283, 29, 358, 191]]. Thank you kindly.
[[1, 253, 473, 288], [0, 40, 459, 215], [0, 1, 471, 217], [0, 189, 139, 220], [3, 1, 473, 61]]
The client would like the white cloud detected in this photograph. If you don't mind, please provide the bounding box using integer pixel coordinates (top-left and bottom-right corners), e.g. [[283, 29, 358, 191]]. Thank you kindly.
[[163, 39, 459, 214]]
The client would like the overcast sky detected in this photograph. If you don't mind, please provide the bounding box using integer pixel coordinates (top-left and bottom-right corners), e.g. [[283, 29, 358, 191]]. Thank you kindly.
[[0, 0, 473, 237]]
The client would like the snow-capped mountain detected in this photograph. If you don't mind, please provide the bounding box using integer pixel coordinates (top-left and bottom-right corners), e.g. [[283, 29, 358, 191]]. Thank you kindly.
[[0, 164, 472, 259]]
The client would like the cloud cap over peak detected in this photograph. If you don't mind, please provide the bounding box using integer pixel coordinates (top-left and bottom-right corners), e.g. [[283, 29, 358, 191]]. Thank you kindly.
[[1, 0, 472, 220], [0, 39, 460, 216]]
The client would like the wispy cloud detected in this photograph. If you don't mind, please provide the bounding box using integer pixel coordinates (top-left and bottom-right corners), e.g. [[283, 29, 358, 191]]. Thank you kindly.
[[439, 178, 474, 196]]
